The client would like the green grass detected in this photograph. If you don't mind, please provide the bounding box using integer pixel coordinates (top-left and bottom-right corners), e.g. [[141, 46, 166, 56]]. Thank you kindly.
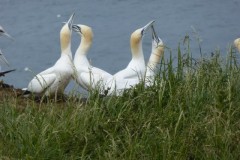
[[0, 36, 240, 159]]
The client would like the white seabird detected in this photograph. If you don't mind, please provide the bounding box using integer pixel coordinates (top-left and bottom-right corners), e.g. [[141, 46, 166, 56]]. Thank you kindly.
[[145, 24, 164, 87], [105, 21, 155, 95], [72, 24, 113, 92], [26, 13, 75, 97]]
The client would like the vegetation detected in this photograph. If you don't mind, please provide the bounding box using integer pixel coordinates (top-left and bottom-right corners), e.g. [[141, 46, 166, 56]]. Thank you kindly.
[[0, 36, 240, 159]]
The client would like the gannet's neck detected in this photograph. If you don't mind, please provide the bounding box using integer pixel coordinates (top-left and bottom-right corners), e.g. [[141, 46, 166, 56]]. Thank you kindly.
[[130, 30, 144, 59], [234, 38, 240, 52], [74, 24, 93, 56], [74, 37, 92, 67], [74, 26, 93, 67], [74, 36, 92, 68], [77, 36, 92, 55], [147, 44, 164, 69], [60, 25, 72, 55], [74, 53, 90, 68]]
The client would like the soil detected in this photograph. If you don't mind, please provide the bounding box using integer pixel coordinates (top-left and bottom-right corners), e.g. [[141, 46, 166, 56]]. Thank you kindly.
[[0, 81, 24, 101], [0, 81, 87, 108]]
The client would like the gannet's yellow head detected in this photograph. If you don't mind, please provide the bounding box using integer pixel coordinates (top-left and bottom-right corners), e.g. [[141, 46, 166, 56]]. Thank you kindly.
[[60, 13, 74, 52], [72, 24, 93, 44], [130, 29, 142, 54], [234, 38, 240, 52], [72, 24, 93, 53], [130, 20, 155, 57]]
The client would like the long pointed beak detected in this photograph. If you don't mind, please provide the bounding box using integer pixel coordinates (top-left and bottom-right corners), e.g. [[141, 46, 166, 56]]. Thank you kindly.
[[3, 32, 14, 41], [0, 51, 9, 66], [142, 20, 155, 34], [151, 25, 160, 44], [67, 13, 75, 30]]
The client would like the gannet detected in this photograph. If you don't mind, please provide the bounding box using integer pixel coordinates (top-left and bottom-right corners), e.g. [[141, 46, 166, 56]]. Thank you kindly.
[[72, 24, 113, 91], [145, 25, 164, 87], [105, 21, 155, 95], [234, 38, 240, 52], [26, 13, 75, 97]]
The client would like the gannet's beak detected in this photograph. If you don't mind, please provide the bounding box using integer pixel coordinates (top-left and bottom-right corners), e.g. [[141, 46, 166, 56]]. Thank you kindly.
[[0, 25, 14, 40], [141, 20, 155, 36], [3, 32, 14, 40], [72, 24, 82, 34], [67, 13, 75, 30], [151, 25, 161, 44], [0, 50, 9, 66]]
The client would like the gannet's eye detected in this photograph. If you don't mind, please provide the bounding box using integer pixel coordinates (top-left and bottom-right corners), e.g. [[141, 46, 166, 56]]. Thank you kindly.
[[77, 26, 81, 33], [0, 30, 4, 33], [72, 25, 81, 33]]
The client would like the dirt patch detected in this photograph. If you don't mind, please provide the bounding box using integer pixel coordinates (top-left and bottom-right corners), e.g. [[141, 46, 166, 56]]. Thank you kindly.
[[0, 81, 87, 108], [0, 81, 24, 100]]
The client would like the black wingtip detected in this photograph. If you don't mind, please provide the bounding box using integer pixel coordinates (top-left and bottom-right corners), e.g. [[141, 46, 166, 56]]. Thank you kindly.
[[0, 69, 16, 77], [23, 90, 31, 95]]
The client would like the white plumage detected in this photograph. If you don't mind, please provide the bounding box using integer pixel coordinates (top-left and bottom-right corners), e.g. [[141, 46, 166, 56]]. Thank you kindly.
[[106, 21, 155, 95], [72, 24, 113, 91], [26, 13, 75, 96]]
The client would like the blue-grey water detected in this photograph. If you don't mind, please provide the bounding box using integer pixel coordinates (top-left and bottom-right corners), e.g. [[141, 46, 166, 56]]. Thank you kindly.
[[0, 0, 240, 92]]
